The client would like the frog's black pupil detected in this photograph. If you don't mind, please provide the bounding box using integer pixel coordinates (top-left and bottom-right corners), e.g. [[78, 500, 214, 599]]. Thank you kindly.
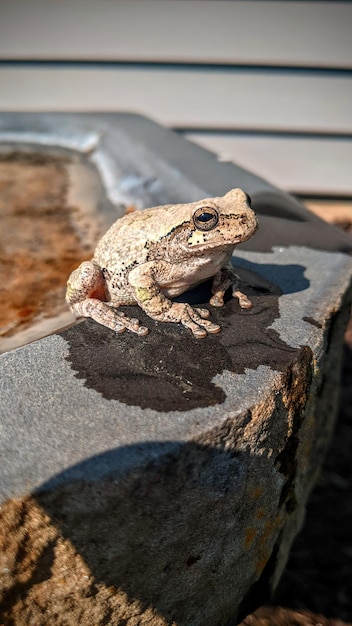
[[198, 212, 213, 222], [193, 207, 218, 230], [245, 193, 252, 207]]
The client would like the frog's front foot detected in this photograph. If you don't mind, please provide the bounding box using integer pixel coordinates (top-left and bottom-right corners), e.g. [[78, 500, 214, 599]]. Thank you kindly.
[[210, 265, 253, 310], [152, 302, 221, 339], [232, 290, 253, 309], [210, 289, 253, 309]]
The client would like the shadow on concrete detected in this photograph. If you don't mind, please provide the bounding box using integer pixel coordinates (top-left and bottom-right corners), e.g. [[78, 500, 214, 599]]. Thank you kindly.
[[31, 431, 291, 626], [247, 191, 352, 255]]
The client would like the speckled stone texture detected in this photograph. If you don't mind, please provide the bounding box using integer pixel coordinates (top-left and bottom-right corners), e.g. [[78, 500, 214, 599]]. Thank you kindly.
[[0, 113, 352, 626]]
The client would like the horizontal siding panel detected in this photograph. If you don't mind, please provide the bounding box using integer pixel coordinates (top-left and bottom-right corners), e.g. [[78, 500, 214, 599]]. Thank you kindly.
[[185, 133, 352, 195], [0, 67, 351, 134], [0, 1, 351, 69]]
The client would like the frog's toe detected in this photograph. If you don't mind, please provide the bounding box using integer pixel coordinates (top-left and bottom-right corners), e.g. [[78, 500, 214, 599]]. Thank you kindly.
[[114, 323, 127, 334], [122, 318, 149, 335], [209, 293, 224, 307], [233, 290, 253, 309], [111, 310, 148, 335], [136, 325, 149, 336], [191, 325, 208, 339], [194, 307, 211, 319], [185, 306, 220, 338], [202, 320, 221, 334], [116, 320, 148, 336], [186, 319, 221, 339], [124, 315, 141, 330], [180, 317, 207, 338]]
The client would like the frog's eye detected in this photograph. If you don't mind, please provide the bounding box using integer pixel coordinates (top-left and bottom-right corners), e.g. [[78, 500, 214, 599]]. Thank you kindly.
[[193, 206, 219, 231]]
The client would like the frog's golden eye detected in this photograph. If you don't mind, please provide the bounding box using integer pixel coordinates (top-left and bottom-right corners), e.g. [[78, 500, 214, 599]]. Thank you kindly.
[[193, 206, 219, 231]]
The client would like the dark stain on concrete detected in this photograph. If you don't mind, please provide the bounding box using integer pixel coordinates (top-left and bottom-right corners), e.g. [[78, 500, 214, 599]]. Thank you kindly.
[[63, 264, 304, 411], [303, 316, 322, 329]]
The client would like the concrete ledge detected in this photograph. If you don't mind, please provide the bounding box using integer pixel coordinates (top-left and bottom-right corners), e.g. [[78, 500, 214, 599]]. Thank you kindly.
[[0, 113, 352, 625]]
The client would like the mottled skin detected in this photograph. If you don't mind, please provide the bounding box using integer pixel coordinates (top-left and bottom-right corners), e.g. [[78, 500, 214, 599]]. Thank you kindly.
[[66, 188, 258, 338]]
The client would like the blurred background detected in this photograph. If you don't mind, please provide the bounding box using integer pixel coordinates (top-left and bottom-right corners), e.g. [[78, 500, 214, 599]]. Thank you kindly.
[[0, 0, 351, 223]]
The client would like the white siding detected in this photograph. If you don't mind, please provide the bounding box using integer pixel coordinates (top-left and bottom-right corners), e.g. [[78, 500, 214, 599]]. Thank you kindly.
[[0, 1, 351, 69], [0, 67, 350, 135], [0, 0, 351, 196], [185, 134, 352, 195]]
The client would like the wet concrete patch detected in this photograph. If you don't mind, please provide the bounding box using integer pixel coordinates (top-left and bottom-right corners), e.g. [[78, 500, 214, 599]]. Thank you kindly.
[[63, 266, 299, 411]]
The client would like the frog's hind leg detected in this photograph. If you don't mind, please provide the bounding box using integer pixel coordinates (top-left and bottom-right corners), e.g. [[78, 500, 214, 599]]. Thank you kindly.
[[66, 261, 148, 335], [210, 263, 253, 310], [74, 298, 148, 335]]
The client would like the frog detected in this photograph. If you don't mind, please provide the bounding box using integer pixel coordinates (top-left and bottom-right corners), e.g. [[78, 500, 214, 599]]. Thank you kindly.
[[66, 188, 258, 339]]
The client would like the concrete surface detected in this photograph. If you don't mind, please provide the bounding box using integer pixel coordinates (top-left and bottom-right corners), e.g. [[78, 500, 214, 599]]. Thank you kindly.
[[0, 113, 352, 626]]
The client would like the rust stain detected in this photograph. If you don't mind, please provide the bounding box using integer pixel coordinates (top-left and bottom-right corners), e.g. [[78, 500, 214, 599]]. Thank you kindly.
[[0, 153, 93, 339], [249, 486, 264, 500], [254, 513, 283, 577], [244, 527, 257, 549]]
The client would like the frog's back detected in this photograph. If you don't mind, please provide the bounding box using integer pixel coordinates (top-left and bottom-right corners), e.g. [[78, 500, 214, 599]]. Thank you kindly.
[[93, 204, 176, 271]]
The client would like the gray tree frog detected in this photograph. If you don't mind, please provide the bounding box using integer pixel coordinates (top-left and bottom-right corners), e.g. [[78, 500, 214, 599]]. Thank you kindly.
[[66, 188, 258, 338]]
